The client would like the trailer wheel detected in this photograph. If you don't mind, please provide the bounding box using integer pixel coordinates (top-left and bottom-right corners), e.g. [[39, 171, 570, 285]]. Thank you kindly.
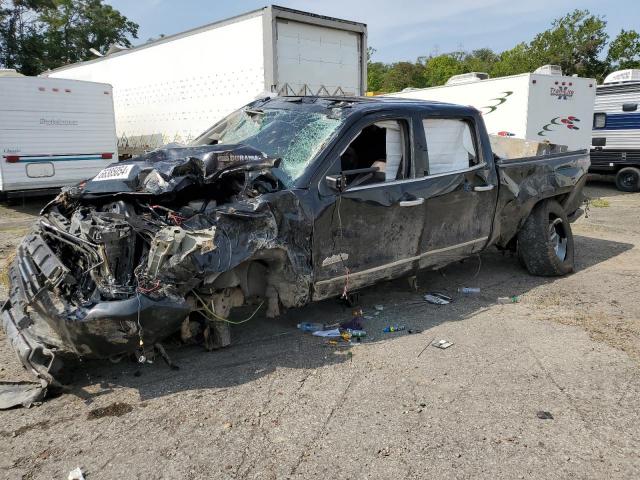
[[517, 200, 574, 276], [615, 167, 640, 192]]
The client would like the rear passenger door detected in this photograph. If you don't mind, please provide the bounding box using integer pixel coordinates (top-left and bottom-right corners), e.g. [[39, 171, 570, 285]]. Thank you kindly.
[[413, 116, 498, 269]]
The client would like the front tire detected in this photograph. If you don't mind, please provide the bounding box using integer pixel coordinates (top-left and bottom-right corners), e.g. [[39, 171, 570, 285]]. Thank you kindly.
[[517, 200, 574, 276], [615, 167, 640, 192]]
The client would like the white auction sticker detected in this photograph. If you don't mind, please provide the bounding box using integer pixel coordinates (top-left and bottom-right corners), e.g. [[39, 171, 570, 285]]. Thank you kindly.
[[92, 164, 135, 181]]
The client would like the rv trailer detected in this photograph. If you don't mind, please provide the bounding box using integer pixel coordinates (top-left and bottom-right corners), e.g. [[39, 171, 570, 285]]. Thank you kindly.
[[0, 71, 117, 196], [386, 66, 596, 152], [591, 69, 640, 191]]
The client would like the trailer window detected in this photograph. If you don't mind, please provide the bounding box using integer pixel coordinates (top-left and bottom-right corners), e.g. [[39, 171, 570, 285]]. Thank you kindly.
[[422, 119, 477, 175], [194, 107, 343, 186], [593, 113, 607, 129]]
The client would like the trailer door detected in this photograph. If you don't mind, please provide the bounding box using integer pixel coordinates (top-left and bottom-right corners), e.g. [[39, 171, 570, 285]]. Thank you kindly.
[[275, 19, 362, 96]]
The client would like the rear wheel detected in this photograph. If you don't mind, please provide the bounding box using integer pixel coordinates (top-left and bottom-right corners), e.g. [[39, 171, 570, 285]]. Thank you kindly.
[[615, 167, 640, 192], [517, 200, 574, 276]]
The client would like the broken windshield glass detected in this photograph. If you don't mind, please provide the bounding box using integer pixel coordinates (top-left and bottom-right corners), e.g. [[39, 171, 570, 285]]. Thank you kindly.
[[193, 106, 344, 185]]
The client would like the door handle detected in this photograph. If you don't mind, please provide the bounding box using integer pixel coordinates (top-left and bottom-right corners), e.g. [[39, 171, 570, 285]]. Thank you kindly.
[[473, 184, 495, 192], [399, 197, 425, 207]]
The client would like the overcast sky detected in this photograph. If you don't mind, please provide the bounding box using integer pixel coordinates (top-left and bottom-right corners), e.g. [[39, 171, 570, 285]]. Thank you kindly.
[[105, 0, 640, 62]]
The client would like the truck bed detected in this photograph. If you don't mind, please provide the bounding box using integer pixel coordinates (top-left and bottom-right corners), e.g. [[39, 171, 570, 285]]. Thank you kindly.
[[492, 149, 590, 248]]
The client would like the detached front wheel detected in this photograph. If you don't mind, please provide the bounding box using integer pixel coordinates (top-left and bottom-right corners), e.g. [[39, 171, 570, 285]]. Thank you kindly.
[[517, 200, 574, 276]]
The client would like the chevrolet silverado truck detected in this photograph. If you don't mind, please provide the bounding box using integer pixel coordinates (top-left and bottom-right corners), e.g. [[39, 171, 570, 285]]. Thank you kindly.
[[1, 96, 588, 406]]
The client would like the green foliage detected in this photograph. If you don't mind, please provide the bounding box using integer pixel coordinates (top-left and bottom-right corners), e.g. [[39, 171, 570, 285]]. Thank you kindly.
[[607, 29, 640, 70], [0, 0, 138, 75], [367, 9, 640, 92], [527, 9, 609, 78]]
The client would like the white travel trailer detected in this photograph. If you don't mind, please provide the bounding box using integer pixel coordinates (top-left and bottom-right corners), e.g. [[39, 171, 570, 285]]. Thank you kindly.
[[386, 66, 596, 151], [0, 71, 117, 196], [45, 5, 368, 156], [590, 69, 640, 191]]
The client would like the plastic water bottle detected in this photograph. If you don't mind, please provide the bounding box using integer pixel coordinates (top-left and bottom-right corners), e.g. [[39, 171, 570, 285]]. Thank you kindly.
[[383, 325, 406, 333], [297, 322, 325, 332], [347, 329, 367, 337], [458, 287, 481, 294], [497, 296, 520, 304]]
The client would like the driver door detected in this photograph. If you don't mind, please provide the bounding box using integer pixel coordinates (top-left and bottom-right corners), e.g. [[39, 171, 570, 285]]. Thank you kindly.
[[311, 115, 427, 300]]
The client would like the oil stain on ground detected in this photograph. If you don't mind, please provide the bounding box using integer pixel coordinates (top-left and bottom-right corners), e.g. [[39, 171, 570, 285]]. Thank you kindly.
[[87, 402, 133, 419]]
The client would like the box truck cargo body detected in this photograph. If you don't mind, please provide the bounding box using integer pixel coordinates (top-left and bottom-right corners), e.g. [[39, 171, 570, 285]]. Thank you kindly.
[[0, 75, 117, 195], [386, 69, 596, 151], [45, 5, 367, 156]]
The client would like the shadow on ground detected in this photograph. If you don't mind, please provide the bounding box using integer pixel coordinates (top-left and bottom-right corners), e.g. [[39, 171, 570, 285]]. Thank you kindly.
[[56, 233, 633, 405]]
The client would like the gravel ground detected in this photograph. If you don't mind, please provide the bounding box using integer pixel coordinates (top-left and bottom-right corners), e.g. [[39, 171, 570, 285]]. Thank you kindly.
[[0, 181, 639, 480]]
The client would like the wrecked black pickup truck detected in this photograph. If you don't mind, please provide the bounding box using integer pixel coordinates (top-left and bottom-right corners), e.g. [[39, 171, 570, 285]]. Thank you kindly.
[[2, 96, 588, 406]]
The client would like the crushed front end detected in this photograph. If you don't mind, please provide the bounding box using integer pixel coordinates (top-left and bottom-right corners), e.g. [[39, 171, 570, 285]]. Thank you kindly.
[[1, 144, 313, 404]]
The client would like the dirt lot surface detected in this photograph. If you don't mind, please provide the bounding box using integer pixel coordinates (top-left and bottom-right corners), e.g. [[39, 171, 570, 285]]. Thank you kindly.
[[0, 182, 639, 479]]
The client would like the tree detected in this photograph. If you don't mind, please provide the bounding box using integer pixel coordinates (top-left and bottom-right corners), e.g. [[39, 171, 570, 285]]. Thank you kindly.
[[527, 9, 608, 79], [380, 61, 427, 91], [423, 53, 464, 87], [490, 43, 537, 77], [0, 0, 138, 75], [607, 29, 640, 70]]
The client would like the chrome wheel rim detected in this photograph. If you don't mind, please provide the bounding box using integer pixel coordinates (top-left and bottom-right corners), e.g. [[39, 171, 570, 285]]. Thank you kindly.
[[549, 217, 567, 261]]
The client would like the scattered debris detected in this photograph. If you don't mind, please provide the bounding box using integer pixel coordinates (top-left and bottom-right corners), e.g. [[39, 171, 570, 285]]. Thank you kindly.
[[347, 329, 367, 338], [497, 296, 520, 304], [458, 287, 481, 294], [536, 410, 554, 420], [432, 339, 454, 349], [0, 381, 46, 410], [341, 308, 365, 330], [383, 325, 406, 333], [424, 292, 452, 305], [67, 467, 85, 480], [297, 322, 327, 332], [312, 328, 341, 337], [417, 337, 437, 357]]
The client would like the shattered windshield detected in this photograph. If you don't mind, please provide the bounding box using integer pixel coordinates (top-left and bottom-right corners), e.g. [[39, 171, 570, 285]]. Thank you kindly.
[[193, 104, 344, 186]]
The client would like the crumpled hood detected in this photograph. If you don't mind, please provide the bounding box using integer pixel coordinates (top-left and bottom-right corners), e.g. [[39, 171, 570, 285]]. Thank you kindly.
[[80, 144, 281, 197]]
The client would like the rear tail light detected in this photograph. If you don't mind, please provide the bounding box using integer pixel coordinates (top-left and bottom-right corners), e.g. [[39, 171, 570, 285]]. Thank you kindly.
[[101, 153, 113, 159], [5, 155, 19, 163]]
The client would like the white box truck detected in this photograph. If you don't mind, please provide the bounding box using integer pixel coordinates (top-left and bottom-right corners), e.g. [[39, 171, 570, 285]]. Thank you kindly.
[[0, 71, 117, 197], [45, 5, 367, 156], [386, 66, 596, 151]]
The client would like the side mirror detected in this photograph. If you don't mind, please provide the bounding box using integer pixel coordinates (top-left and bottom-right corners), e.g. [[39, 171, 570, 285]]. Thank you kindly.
[[325, 174, 346, 192]]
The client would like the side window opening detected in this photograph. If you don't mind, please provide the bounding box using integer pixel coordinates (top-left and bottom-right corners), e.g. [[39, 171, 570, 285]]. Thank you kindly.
[[340, 120, 407, 186], [422, 118, 478, 176]]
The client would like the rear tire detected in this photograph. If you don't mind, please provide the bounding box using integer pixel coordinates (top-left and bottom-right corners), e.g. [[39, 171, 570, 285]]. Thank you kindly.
[[517, 200, 574, 276], [615, 167, 640, 192]]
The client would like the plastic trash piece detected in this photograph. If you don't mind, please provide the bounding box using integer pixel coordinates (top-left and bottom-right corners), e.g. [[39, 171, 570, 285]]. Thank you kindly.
[[383, 325, 406, 333], [374, 305, 384, 311], [536, 410, 554, 420], [68, 467, 85, 480], [432, 339, 454, 349], [497, 296, 520, 304], [311, 328, 341, 337], [458, 287, 480, 294], [424, 292, 452, 305], [297, 322, 326, 332], [347, 329, 367, 337]]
